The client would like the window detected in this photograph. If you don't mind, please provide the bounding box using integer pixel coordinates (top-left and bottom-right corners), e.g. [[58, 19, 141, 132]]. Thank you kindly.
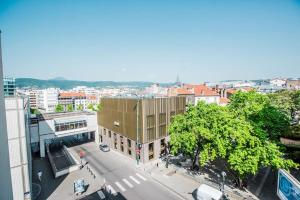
[[149, 143, 154, 160], [103, 129, 106, 136], [108, 131, 111, 138], [146, 115, 155, 128], [120, 136, 124, 152], [127, 139, 131, 147], [114, 133, 117, 149], [54, 120, 87, 132], [160, 139, 166, 155], [127, 139, 132, 155]]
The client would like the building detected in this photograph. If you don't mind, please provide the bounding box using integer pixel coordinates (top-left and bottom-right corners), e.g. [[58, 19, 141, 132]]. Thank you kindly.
[[0, 30, 14, 200], [29, 90, 38, 109], [186, 84, 220, 105], [58, 92, 98, 111], [5, 96, 32, 200], [29, 111, 98, 158], [4, 77, 16, 96], [58, 92, 85, 111], [270, 78, 286, 87], [37, 88, 59, 112], [97, 97, 186, 163], [286, 79, 300, 90]]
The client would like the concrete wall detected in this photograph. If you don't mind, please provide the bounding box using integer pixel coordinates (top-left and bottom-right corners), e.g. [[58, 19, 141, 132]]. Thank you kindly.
[[6, 97, 31, 200], [34, 113, 98, 158], [0, 31, 14, 200], [195, 96, 220, 105]]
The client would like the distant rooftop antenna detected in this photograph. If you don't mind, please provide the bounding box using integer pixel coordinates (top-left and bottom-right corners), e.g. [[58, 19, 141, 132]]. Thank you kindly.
[[176, 74, 180, 83], [175, 75, 182, 87]]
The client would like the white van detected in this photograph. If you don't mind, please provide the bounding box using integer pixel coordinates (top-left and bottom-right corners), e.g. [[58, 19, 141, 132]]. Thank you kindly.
[[197, 184, 223, 200]]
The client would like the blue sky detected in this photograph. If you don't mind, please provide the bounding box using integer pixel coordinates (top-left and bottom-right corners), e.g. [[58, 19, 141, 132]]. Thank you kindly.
[[0, 0, 300, 83]]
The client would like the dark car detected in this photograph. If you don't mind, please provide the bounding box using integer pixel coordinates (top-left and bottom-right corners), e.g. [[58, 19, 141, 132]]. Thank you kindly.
[[99, 144, 110, 152]]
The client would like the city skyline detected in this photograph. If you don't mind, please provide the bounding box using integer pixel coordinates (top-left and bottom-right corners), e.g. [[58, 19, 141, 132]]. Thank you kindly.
[[1, 0, 300, 82]]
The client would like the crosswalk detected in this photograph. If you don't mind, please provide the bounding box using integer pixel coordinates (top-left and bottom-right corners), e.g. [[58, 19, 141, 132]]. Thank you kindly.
[[97, 173, 147, 199]]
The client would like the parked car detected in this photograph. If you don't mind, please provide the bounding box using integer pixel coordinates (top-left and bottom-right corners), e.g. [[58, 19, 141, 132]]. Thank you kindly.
[[196, 184, 223, 200], [99, 144, 110, 152]]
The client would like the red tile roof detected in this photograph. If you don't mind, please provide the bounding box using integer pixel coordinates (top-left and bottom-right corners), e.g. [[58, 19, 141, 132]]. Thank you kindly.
[[176, 88, 194, 95], [184, 84, 219, 97], [59, 92, 86, 98]]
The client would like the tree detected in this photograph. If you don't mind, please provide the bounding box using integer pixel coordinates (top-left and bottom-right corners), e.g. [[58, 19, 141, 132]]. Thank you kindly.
[[87, 103, 102, 112], [229, 91, 289, 141], [268, 90, 295, 119], [169, 100, 298, 188], [55, 104, 64, 113], [66, 104, 73, 112], [87, 103, 94, 110], [77, 104, 83, 111]]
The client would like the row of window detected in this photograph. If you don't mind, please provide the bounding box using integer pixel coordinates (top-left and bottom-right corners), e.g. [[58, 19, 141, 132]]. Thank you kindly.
[[55, 120, 87, 132]]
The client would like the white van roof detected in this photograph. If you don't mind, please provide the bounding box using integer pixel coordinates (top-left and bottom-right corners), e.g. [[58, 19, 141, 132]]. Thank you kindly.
[[197, 184, 223, 200]]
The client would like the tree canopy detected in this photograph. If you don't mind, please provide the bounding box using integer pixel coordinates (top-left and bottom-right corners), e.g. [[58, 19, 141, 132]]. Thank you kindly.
[[55, 104, 64, 113], [169, 92, 298, 187]]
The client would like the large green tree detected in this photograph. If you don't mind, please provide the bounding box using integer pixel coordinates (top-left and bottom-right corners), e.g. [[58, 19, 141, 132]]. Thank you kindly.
[[229, 91, 289, 141], [169, 99, 298, 188]]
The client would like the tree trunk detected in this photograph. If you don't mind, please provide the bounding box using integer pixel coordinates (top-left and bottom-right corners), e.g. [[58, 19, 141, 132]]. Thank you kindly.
[[191, 146, 200, 170], [238, 177, 243, 189]]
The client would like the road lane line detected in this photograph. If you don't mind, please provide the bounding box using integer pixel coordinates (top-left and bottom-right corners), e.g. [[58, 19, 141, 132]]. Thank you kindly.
[[107, 185, 117, 195], [115, 182, 126, 192], [97, 190, 105, 199], [122, 178, 134, 188], [136, 173, 147, 181], [129, 176, 140, 184]]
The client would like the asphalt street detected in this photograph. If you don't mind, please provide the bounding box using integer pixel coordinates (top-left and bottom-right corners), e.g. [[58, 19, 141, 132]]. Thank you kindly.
[[71, 142, 183, 200]]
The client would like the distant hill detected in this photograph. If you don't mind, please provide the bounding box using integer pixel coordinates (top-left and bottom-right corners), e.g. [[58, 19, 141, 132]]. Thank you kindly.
[[15, 78, 174, 89]]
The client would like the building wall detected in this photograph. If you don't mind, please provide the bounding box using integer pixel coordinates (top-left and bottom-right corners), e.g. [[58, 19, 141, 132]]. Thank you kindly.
[[98, 98, 143, 142], [5, 97, 31, 200], [195, 96, 220, 105], [30, 112, 97, 157], [0, 31, 14, 200], [98, 97, 185, 163]]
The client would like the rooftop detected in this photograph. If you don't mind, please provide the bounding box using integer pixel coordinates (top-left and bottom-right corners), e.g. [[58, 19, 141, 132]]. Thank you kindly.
[[37, 111, 95, 120]]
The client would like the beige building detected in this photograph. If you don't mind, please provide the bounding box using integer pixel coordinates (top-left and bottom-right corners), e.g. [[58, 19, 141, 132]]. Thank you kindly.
[[97, 97, 186, 163]]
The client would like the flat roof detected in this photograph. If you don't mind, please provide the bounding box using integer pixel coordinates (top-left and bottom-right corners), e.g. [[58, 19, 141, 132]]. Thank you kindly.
[[37, 111, 95, 120]]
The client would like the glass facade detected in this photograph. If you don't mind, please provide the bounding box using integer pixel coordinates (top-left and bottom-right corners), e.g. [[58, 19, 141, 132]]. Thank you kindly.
[[3, 77, 15, 97], [55, 120, 87, 132]]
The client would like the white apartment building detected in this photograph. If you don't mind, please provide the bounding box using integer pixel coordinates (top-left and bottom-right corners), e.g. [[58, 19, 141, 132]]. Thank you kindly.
[[74, 95, 98, 110], [37, 88, 59, 112], [270, 78, 286, 87], [5, 97, 32, 200], [72, 86, 97, 96], [0, 30, 14, 200]]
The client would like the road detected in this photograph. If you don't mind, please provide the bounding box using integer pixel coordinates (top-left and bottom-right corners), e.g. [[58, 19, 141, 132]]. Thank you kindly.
[[70, 142, 184, 200]]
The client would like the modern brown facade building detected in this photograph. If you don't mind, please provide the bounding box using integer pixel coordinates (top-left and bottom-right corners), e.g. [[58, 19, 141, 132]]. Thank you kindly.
[[97, 96, 186, 163]]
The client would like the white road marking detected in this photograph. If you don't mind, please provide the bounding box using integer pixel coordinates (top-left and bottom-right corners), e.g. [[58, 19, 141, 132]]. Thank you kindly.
[[107, 185, 117, 195], [129, 176, 140, 184], [136, 173, 147, 181], [115, 182, 126, 192], [97, 190, 105, 199], [122, 178, 134, 188]]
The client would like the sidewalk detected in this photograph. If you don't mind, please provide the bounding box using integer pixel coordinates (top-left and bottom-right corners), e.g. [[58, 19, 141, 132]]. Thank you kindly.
[[142, 160, 259, 200], [32, 155, 104, 200]]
